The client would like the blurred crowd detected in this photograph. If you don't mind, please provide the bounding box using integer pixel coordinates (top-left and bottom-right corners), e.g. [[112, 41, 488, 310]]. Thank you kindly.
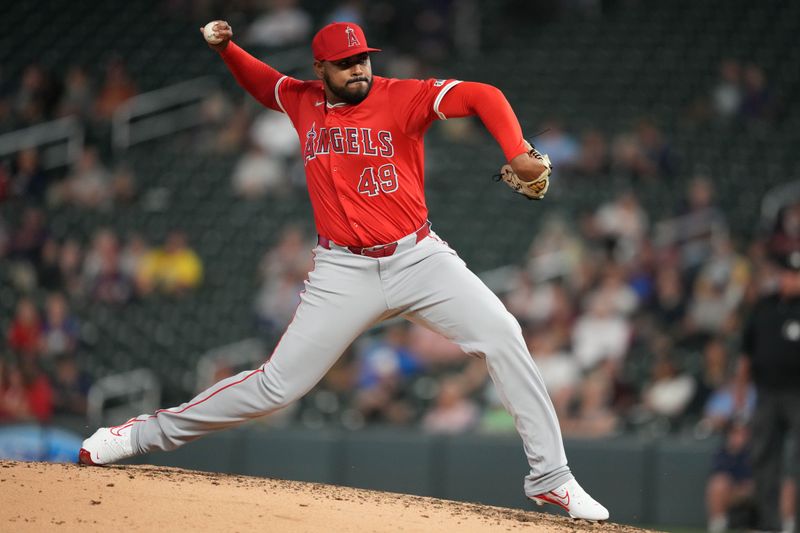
[[0, 57, 138, 132], [1, 206, 203, 423], [2, 207, 203, 303], [0, 292, 90, 424], [687, 59, 782, 129]]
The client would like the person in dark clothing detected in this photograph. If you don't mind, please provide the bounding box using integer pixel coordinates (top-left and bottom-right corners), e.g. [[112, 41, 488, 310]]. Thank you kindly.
[[706, 419, 753, 533], [737, 250, 800, 532]]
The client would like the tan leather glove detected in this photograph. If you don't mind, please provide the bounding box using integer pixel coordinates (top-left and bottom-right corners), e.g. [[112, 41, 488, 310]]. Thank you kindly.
[[496, 141, 552, 200]]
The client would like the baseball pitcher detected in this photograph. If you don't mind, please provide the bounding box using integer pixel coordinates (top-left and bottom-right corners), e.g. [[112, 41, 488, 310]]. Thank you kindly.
[[80, 21, 608, 521]]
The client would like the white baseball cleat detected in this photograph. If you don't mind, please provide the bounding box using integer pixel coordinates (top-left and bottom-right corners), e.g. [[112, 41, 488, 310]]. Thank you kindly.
[[78, 419, 137, 466], [530, 478, 610, 521]]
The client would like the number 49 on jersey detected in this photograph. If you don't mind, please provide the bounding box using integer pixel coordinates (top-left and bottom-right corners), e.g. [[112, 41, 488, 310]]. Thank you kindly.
[[358, 164, 398, 196]]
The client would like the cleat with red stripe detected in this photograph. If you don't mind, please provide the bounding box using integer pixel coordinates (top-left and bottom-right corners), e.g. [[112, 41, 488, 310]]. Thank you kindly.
[[78, 448, 96, 465], [530, 478, 609, 521], [78, 419, 137, 465]]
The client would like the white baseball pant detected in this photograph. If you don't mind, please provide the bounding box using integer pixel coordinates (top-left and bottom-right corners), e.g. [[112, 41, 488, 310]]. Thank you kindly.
[[129, 229, 572, 495]]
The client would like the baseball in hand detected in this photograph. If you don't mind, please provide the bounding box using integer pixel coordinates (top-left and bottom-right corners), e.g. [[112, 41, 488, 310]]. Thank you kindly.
[[203, 22, 224, 44]]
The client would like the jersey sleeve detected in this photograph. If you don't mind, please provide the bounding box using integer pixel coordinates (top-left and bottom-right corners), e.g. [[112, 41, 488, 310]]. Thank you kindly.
[[436, 81, 529, 161], [388, 78, 463, 138], [219, 41, 306, 116]]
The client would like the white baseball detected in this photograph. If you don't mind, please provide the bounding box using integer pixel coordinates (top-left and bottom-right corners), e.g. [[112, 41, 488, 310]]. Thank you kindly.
[[203, 21, 224, 45]]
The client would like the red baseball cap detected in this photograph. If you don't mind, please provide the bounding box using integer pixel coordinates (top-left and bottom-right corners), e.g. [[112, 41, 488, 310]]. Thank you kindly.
[[312, 22, 381, 62]]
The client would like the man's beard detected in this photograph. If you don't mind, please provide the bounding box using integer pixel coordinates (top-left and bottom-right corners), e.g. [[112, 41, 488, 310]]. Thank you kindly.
[[324, 73, 372, 104]]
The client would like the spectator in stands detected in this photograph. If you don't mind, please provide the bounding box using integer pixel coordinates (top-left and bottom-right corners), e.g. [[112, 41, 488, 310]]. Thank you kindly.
[[90, 247, 134, 304], [704, 420, 794, 533], [254, 268, 306, 335], [39, 292, 79, 360], [83, 228, 119, 284], [684, 236, 749, 338], [575, 129, 610, 177], [355, 324, 423, 426], [56, 65, 94, 119], [639, 354, 697, 426], [109, 163, 138, 205], [19, 358, 53, 422], [12, 148, 48, 201], [0, 163, 10, 202], [0, 360, 28, 421], [0, 215, 8, 257], [524, 214, 585, 286], [561, 366, 619, 438], [690, 337, 735, 423], [593, 191, 648, 262], [407, 324, 465, 365], [58, 238, 84, 299], [626, 240, 657, 304], [706, 419, 754, 533], [589, 264, 639, 316], [8, 206, 48, 264], [94, 57, 137, 120], [257, 225, 313, 282], [769, 201, 800, 261], [244, 0, 312, 47], [0, 359, 53, 423], [649, 264, 686, 332], [137, 231, 203, 296], [357, 324, 423, 391], [253, 226, 312, 334], [698, 376, 756, 438], [85, 228, 133, 304], [232, 144, 288, 199], [612, 119, 675, 180], [60, 146, 112, 210], [532, 120, 580, 175], [704, 235, 750, 301], [611, 132, 651, 181], [422, 377, 479, 434], [7, 297, 42, 359], [507, 278, 575, 346], [120, 233, 150, 281], [636, 118, 677, 177], [13, 64, 58, 126], [740, 64, 775, 123], [0, 92, 11, 131], [36, 237, 62, 291], [250, 110, 300, 159], [212, 99, 250, 155], [673, 175, 728, 275], [572, 294, 631, 372], [51, 354, 92, 417], [712, 59, 742, 121]]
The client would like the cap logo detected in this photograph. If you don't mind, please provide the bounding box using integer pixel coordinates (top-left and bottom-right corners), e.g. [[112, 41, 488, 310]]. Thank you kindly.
[[345, 26, 360, 47]]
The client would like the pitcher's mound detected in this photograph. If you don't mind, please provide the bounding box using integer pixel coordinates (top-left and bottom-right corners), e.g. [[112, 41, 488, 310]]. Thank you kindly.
[[0, 460, 652, 532]]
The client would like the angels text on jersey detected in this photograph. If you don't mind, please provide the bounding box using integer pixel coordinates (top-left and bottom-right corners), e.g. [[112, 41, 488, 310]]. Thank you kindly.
[[303, 123, 395, 165]]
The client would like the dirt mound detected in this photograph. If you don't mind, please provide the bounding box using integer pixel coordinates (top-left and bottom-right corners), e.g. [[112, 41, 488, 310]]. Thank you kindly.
[[0, 460, 654, 532]]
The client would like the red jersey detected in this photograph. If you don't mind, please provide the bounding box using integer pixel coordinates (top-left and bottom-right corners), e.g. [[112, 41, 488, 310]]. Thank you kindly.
[[278, 75, 460, 246], [220, 42, 527, 247]]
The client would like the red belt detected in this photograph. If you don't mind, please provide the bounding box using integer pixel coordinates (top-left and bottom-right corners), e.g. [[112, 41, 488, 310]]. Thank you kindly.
[[318, 223, 431, 258]]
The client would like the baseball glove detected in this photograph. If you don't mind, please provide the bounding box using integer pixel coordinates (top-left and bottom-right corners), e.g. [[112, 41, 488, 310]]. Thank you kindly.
[[494, 141, 552, 200]]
